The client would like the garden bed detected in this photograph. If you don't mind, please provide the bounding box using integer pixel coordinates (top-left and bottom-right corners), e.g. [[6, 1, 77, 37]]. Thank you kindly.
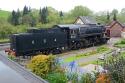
[[64, 45, 110, 63]]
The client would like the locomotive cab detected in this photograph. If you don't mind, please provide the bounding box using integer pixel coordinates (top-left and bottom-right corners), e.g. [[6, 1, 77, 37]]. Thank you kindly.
[[70, 29, 79, 39]]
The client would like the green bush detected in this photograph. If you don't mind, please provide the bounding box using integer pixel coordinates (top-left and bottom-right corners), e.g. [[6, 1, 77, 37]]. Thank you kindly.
[[80, 73, 95, 83], [114, 39, 125, 48], [97, 46, 109, 53], [45, 72, 68, 83], [27, 55, 55, 77], [120, 39, 125, 44], [103, 55, 125, 83], [67, 73, 79, 83]]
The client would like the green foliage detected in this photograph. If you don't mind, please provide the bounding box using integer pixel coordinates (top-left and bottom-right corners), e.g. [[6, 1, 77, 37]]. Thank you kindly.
[[45, 72, 68, 83], [39, 7, 48, 24], [27, 54, 67, 82], [103, 55, 125, 83], [114, 39, 125, 48], [2, 6, 125, 40], [23, 5, 30, 15], [47, 7, 60, 24], [0, 20, 14, 38], [80, 73, 95, 83], [10, 10, 20, 25], [0, 39, 9, 43], [67, 73, 79, 83], [96, 46, 109, 53], [0, 10, 10, 20], [27, 55, 55, 77], [70, 5, 93, 17], [94, 11, 110, 24], [0, 20, 28, 39], [22, 14, 32, 24], [64, 46, 109, 63]]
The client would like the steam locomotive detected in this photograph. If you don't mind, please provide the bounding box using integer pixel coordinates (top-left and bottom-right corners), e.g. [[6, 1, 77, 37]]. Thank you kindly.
[[9, 24, 109, 56]]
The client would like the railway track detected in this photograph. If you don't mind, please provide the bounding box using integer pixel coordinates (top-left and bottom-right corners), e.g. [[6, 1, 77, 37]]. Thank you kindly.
[[0, 43, 10, 51], [0, 51, 48, 83], [0, 43, 10, 46]]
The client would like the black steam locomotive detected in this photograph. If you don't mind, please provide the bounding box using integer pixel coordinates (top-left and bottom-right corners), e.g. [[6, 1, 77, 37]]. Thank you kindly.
[[10, 24, 109, 56]]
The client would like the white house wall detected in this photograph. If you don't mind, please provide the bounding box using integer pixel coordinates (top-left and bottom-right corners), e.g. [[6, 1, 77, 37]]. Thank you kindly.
[[75, 19, 84, 24]]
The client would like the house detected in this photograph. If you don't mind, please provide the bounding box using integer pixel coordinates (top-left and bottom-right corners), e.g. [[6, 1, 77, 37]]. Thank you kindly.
[[74, 16, 97, 25], [106, 20, 125, 37]]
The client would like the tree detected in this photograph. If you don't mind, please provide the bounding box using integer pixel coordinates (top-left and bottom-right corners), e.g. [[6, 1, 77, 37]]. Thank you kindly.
[[111, 9, 118, 15], [46, 7, 60, 24], [22, 14, 32, 25], [70, 5, 92, 18], [59, 11, 63, 17], [39, 8, 42, 22], [11, 10, 16, 25], [107, 12, 110, 21], [39, 7, 48, 24], [113, 13, 117, 21], [10, 10, 20, 25], [28, 6, 31, 12], [16, 9, 21, 24], [120, 8, 125, 14], [95, 11, 108, 24], [23, 5, 29, 15], [119, 8, 125, 23], [111, 9, 118, 21]]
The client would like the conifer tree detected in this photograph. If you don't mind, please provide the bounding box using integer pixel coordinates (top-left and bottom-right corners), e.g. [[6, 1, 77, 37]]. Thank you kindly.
[[113, 13, 117, 21], [23, 5, 29, 15], [39, 7, 48, 24]]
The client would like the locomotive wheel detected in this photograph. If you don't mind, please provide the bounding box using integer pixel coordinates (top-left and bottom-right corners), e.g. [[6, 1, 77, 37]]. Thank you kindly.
[[83, 39, 89, 47], [50, 49, 61, 55], [76, 42, 82, 49]]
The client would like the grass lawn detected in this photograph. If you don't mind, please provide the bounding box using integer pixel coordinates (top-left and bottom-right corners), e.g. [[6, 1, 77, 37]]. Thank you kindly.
[[114, 38, 125, 48], [0, 39, 9, 43], [114, 44, 125, 48], [79, 60, 104, 66], [0, 10, 10, 20], [64, 45, 110, 63]]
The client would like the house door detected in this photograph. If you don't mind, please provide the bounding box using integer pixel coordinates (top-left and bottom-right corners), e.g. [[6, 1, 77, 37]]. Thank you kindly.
[[107, 29, 110, 37]]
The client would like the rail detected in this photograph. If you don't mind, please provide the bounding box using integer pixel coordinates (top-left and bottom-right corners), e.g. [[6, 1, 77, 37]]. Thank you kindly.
[[0, 43, 10, 46]]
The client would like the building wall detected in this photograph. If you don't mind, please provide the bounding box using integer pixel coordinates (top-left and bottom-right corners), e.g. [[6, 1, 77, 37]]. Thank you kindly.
[[110, 23, 123, 37], [74, 19, 84, 24], [121, 31, 125, 38]]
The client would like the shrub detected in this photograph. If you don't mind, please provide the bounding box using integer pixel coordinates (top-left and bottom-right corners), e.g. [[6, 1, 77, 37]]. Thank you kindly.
[[103, 55, 125, 83], [120, 39, 125, 44], [80, 73, 95, 83], [66, 72, 79, 83], [27, 54, 55, 77], [45, 72, 68, 83], [96, 73, 110, 83]]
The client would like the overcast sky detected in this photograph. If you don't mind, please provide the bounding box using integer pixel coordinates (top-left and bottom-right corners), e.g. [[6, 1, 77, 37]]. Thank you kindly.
[[0, 0, 125, 12]]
